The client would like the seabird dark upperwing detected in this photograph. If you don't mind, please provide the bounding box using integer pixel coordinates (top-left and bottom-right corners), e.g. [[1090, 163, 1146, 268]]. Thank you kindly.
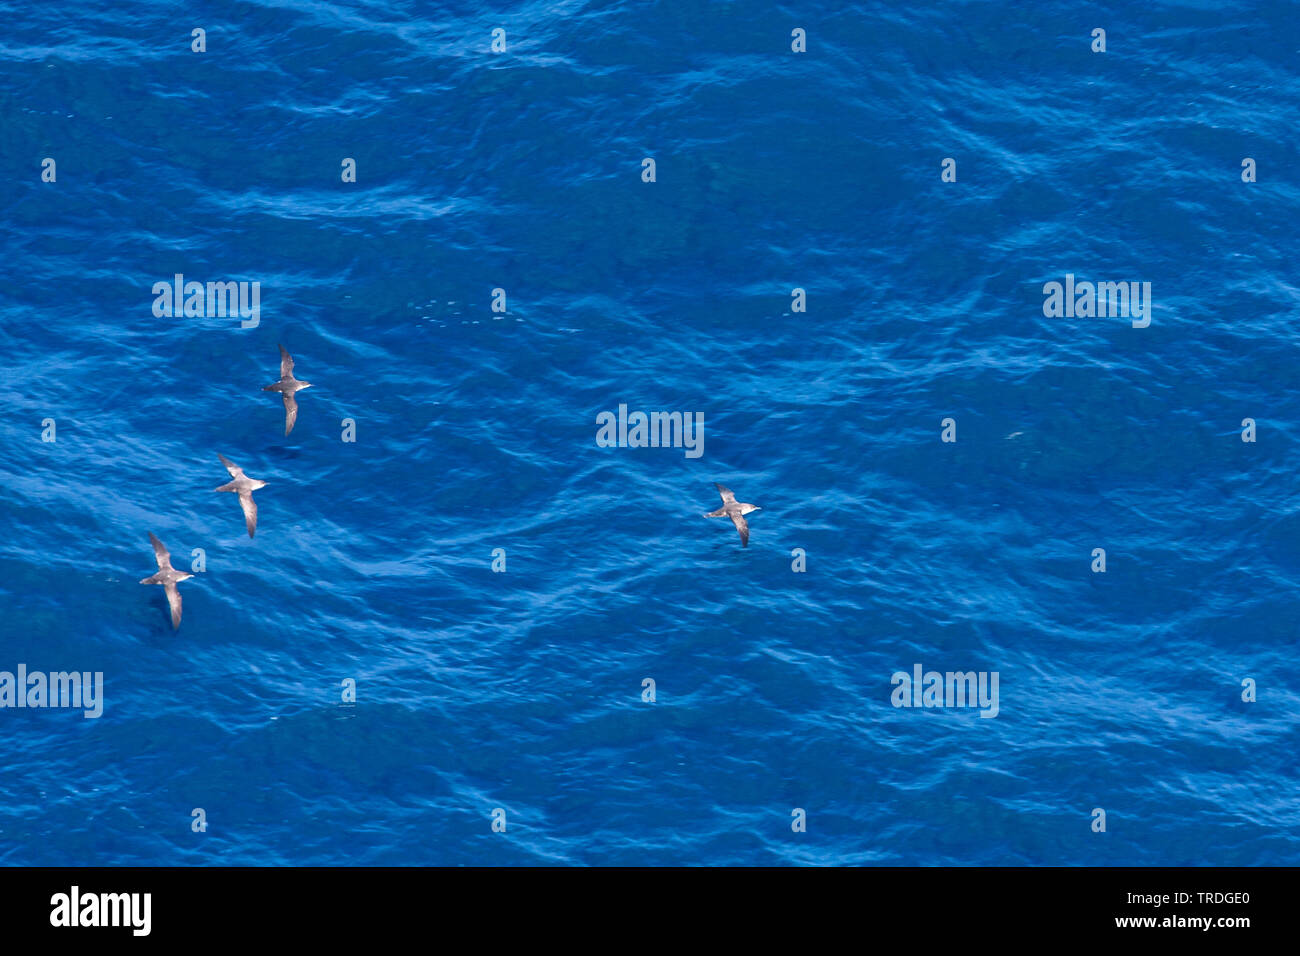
[[714, 482, 736, 504], [279, 344, 294, 378], [238, 492, 258, 538], [164, 581, 183, 630], [729, 512, 750, 547], [149, 531, 173, 572], [282, 391, 298, 436], [218, 453, 245, 480]]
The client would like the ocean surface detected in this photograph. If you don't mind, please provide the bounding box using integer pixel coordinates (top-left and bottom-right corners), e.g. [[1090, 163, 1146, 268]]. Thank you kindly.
[[1, 0, 1298, 866]]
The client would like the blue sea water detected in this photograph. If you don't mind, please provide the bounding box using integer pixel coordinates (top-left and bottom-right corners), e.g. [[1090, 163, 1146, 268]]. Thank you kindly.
[[1, 0, 1298, 866]]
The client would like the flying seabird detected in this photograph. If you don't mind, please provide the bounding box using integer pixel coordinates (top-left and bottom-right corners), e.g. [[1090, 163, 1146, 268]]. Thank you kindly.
[[214, 453, 267, 537], [139, 532, 193, 630], [702, 482, 761, 547], [262, 344, 312, 436]]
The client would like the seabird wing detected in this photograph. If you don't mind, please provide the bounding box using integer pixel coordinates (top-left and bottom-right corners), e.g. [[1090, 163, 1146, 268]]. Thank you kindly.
[[164, 581, 182, 630], [148, 532, 172, 571], [279, 344, 294, 378], [283, 391, 298, 436], [730, 512, 750, 547], [217, 453, 244, 479], [239, 491, 258, 538], [714, 482, 736, 504]]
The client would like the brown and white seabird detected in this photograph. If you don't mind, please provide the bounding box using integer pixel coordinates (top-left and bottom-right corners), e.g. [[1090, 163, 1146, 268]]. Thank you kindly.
[[262, 344, 312, 436], [702, 482, 761, 547], [139, 532, 194, 630], [214, 453, 267, 537]]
